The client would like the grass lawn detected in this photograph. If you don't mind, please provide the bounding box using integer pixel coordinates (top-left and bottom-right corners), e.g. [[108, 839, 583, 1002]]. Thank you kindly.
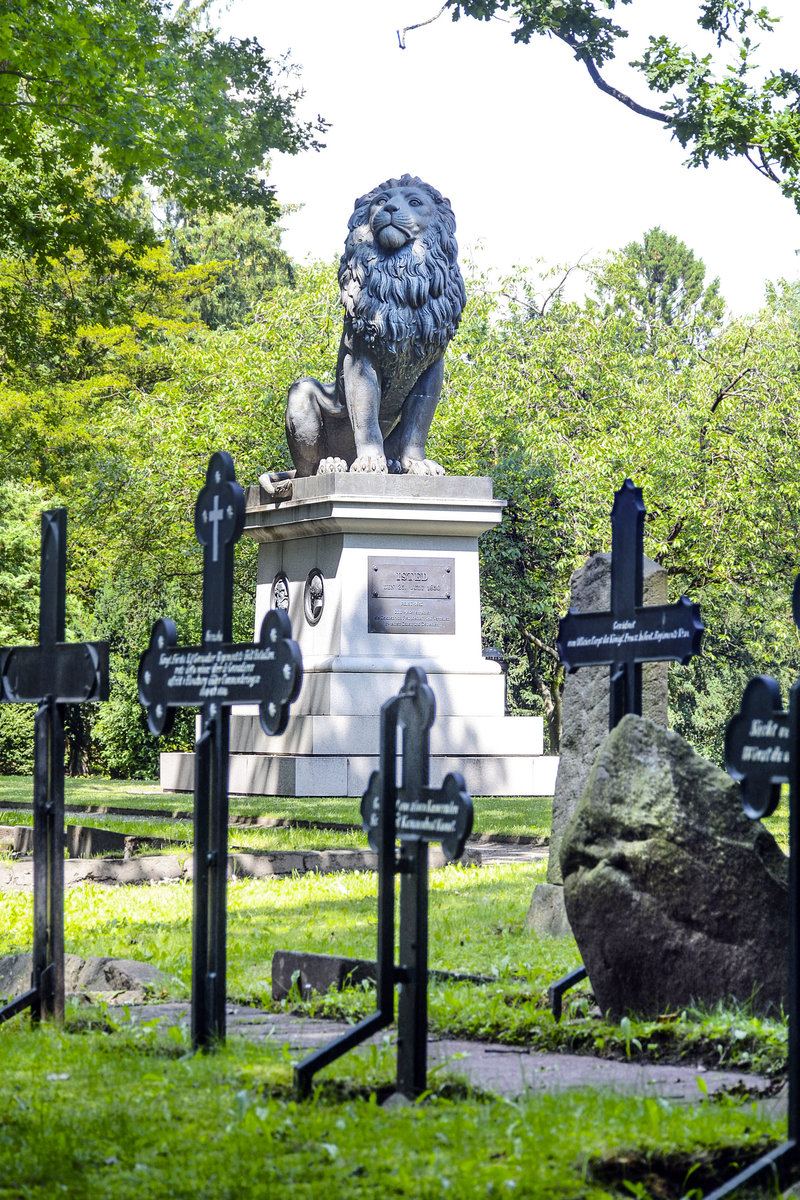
[[0, 776, 792, 1196], [0, 1019, 784, 1200], [0, 857, 788, 1076], [0, 776, 555, 839]]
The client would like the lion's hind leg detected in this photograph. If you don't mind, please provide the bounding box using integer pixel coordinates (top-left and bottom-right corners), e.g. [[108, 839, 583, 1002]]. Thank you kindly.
[[286, 376, 354, 477]]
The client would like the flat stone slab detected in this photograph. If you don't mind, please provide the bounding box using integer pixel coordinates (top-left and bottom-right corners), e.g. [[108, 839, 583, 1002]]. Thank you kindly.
[[0, 799, 365, 830], [0, 824, 175, 858], [118, 1002, 779, 1105], [0, 842, 519, 891], [271, 950, 493, 1000]]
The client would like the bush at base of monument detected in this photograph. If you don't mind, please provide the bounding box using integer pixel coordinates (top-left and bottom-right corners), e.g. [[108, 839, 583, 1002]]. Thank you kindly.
[[560, 714, 788, 1020]]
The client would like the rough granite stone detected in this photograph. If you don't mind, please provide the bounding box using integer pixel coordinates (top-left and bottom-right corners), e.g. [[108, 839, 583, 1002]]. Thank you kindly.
[[560, 714, 789, 1019], [0, 953, 173, 1005], [524, 882, 573, 939]]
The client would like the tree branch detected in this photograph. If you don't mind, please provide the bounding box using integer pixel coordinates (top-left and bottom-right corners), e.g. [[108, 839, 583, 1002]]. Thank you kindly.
[[523, 629, 560, 662], [397, 4, 450, 50], [710, 366, 755, 413], [556, 31, 668, 123]]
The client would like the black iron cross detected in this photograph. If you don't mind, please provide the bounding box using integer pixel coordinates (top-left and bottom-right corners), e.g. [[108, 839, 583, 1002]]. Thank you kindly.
[[138, 452, 302, 1050], [557, 479, 704, 728], [295, 667, 473, 1100], [712, 574, 800, 1198], [0, 509, 108, 1028]]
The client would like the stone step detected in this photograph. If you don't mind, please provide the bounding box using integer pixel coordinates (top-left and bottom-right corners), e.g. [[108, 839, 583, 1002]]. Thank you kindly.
[[161, 751, 560, 798]]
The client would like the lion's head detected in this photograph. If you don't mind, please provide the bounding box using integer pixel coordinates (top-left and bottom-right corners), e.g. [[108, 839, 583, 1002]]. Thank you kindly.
[[338, 174, 467, 360]]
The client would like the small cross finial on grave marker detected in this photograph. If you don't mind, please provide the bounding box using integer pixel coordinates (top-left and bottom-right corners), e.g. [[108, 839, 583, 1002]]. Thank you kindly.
[[557, 479, 704, 728], [0, 509, 109, 1030], [194, 451, 245, 644], [137, 451, 302, 1050], [295, 667, 473, 1100]]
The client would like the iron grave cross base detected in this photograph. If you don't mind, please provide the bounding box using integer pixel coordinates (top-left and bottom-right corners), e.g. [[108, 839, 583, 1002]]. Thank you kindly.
[[294, 666, 473, 1100], [0, 509, 109, 1028]]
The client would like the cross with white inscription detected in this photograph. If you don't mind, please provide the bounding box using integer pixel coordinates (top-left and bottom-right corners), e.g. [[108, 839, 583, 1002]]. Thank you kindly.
[[295, 667, 473, 1101], [138, 452, 302, 1049], [0, 509, 108, 1028], [557, 479, 705, 728]]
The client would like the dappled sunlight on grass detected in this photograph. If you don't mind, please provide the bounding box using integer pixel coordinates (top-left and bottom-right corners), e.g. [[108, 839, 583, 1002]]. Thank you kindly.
[[0, 1020, 784, 1200], [0, 777, 555, 839]]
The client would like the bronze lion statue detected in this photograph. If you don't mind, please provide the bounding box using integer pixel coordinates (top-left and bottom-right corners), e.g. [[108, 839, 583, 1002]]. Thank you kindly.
[[285, 174, 467, 477]]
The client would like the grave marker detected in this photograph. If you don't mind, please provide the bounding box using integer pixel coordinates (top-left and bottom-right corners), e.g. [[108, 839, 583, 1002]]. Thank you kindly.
[[710, 574, 800, 1198], [294, 666, 473, 1100], [138, 452, 302, 1049], [0, 509, 109, 1027], [550, 479, 704, 1018], [557, 479, 704, 727]]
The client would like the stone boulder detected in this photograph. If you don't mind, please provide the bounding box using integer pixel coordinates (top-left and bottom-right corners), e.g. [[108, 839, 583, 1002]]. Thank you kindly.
[[0, 954, 174, 1006], [560, 714, 789, 1019]]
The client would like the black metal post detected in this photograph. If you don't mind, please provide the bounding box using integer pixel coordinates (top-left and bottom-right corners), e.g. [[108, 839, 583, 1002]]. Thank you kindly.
[[790, 680, 800, 1146], [709, 636, 800, 1196], [32, 698, 65, 1023], [397, 840, 429, 1096], [191, 725, 212, 1049], [209, 706, 229, 1041], [0, 508, 107, 1030]]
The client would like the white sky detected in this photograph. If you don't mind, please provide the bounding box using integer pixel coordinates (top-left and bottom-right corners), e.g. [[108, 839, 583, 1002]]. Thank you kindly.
[[218, 0, 800, 316]]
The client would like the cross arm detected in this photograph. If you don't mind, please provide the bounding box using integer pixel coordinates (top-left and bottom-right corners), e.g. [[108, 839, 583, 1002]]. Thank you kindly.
[[557, 596, 704, 673], [725, 674, 789, 819], [137, 612, 302, 738], [0, 641, 109, 704]]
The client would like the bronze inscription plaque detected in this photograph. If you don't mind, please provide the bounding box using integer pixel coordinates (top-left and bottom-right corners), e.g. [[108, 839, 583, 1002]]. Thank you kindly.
[[368, 557, 455, 635]]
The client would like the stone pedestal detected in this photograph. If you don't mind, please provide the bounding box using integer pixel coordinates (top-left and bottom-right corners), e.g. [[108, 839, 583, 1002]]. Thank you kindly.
[[160, 475, 558, 798]]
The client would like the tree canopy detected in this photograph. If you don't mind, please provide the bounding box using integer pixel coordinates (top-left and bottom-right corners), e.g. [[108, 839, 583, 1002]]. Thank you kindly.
[[403, 1, 800, 212], [0, 0, 325, 268]]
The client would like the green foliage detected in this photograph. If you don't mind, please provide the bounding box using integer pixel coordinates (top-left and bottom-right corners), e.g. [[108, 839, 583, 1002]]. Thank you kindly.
[[0, 0, 324, 268], [0, 706, 35, 774], [0, 853, 789, 1075], [587, 226, 725, 355], [169, 206, 295, 330], [442, 1, 800, 213]]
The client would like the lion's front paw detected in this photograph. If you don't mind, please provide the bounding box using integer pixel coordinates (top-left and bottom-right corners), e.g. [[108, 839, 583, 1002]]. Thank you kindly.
[[350, 454, 388, 474], [401, 457, 446, 477], [317, 457, 348, 475]]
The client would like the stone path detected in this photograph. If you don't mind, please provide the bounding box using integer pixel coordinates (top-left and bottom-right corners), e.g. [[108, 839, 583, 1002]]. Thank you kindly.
[[123, 1001, 783, 1109]]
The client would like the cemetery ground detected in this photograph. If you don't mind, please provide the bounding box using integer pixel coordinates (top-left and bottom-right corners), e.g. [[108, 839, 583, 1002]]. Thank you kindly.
[[0, 778, 793, 1199]]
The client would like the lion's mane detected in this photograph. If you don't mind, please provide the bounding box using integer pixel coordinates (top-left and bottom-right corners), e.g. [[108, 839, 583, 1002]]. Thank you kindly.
[[338, 174, 467, 361]]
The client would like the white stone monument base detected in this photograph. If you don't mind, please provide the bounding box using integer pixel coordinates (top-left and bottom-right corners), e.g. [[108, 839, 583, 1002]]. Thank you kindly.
[[159, 475, 558, 798]]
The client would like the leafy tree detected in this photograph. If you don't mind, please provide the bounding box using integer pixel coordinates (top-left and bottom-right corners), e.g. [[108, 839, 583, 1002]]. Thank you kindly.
[[0, 0, 325, 269], [404, 1, 800, 212], [587, 226, 725, 353], [169, 206, 295, 330]]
